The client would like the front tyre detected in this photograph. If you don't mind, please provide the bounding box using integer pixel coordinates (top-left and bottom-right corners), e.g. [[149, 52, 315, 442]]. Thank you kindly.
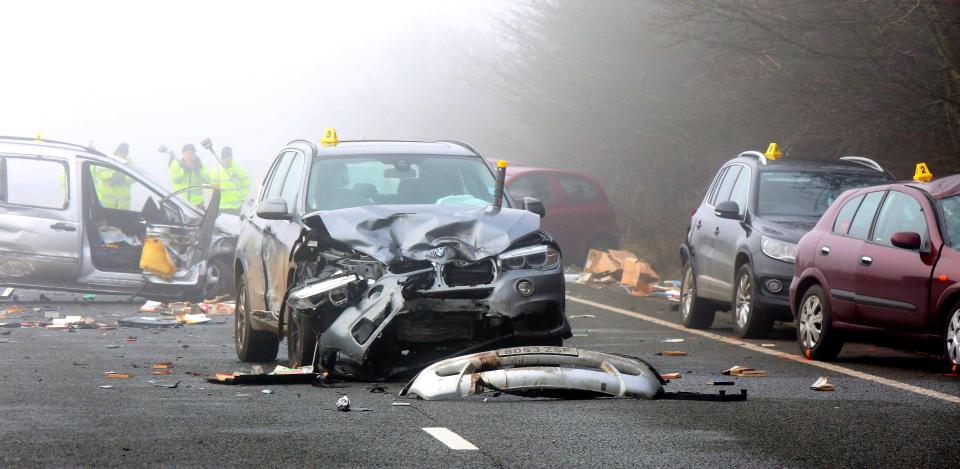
[[287, 306, 318, 368], [680, 261, 715, 329], [732, 264, 774, 339], [797, 285, 843, 360], [944, 306, 960, 370], [235, 273, 279, 363]]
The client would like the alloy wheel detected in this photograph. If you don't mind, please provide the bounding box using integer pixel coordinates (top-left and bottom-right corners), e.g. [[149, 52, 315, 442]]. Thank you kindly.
[[203, 261, 222, 299], [735, 273, 752, 328], [681, 266, 694, 321], [947, 309, 960, 366], [235, 282, 247, 347], [799, 294, 824, 349]]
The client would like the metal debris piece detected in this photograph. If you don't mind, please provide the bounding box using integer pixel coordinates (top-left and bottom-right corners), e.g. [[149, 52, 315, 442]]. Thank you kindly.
[[661, 338, 684, 343], [706, 380, 735, 386], [99, 385, 113, 389], [568, 314, 596, 319], [391, 402, 411, 406], [118, 317, 181, 329], [336, 395, 351, 411], [261, 389, 274, 395], [810, 376, 836, 391], [722, 365, 768, 377], [399, 346, 665, 401]]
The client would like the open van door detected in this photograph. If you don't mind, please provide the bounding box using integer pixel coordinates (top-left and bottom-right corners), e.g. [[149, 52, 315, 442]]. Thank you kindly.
[[139, 186, 220, 300]]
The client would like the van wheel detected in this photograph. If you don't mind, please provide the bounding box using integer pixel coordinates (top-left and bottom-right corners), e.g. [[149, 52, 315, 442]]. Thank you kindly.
[[797, 285, 843, 360], [287, 306, 318, 368], [944, 305, 960, 370], [732, 264, 774, 338], [680, 261, 715, 329], [235, 273, 279, 363]]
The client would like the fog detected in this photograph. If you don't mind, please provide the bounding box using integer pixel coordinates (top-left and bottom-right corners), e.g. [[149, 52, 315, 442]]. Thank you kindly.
[[0, 0, 518, 183], [3, 0, 958, 274]]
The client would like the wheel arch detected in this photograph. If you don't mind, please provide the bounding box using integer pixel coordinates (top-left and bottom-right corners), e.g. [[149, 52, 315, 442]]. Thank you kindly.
[[936, 286, 960, 331]]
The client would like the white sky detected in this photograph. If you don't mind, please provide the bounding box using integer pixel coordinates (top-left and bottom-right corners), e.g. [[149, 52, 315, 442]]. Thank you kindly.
[[0, 0, 512, 183]]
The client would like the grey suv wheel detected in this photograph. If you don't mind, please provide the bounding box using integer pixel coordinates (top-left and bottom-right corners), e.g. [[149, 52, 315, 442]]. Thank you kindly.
[[680, 261, 715, 329], [732, 264, 774, 338], [235, 273, 279, 363]]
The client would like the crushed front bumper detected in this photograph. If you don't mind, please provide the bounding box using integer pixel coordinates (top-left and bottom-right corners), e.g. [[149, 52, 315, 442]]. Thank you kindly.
[[399, 346, 666, 400], [294, 264, 570, 379]]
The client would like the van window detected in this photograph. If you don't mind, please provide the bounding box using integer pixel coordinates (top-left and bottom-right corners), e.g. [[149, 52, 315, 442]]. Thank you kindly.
[[2, 157, 68, 210], [511, 173, 555, 206], [556, 174, 598, 203]]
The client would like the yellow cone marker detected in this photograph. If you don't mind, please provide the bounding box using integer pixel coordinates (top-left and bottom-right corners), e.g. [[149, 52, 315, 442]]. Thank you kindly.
[[764, 142, 783, 160], [913, 163, 933, 182]]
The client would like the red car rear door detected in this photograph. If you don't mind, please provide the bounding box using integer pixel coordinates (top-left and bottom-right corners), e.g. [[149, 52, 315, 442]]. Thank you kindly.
[[855, 189, 935, 331], [815, 192, 879, 323]]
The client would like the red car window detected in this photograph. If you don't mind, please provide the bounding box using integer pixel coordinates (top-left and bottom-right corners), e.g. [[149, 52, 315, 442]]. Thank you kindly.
[[510, 173, 556, 207], [871, 191, 928, 246], [556, 174, 599, 204], [847, 191, 885, 239], [832, 194, 864, 234]]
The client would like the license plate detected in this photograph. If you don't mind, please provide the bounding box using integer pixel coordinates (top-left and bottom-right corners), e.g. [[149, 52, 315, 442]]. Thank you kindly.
[[497, 346, 579, 357]]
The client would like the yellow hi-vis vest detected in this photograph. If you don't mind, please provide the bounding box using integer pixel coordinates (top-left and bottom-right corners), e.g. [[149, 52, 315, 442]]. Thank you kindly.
[[92, 162, 133, 210], [210, 163, 250, 210], [168, 160, 208, 206]]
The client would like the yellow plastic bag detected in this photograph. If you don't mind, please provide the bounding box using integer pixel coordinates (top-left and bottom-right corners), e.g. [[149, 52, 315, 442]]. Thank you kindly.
[[140, 237, 176, 280]]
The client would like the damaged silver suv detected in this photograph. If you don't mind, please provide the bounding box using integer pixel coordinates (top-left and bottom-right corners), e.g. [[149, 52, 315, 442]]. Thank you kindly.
[[234, 136, 571, 378]]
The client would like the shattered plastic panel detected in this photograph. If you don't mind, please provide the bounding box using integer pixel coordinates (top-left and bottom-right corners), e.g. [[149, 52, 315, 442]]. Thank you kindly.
[[398, 347, 665, 400]]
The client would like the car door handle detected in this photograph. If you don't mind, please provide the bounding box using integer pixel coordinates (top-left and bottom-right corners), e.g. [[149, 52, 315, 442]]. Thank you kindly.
[[263, 225, 274, 236], [860, 256, 873, 266], [50, 222, 76, 232], [696, 220, 702, 230], [820, 246, 830, 256], [713, 227, 720, 236]]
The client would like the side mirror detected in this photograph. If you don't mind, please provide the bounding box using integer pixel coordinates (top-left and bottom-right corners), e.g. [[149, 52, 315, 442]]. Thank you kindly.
[[257, 197, 290, 220], [714, 200, 741, 220], [891, 231, 922, 251], [519, 196, 546, 218]]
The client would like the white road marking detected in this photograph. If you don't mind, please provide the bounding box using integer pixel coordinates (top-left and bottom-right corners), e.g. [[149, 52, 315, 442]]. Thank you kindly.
[[567, 295, 960, 405], [422, 427, 479, 450]]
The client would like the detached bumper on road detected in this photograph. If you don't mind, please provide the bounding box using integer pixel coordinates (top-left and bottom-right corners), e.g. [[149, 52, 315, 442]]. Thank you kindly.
[[399, 346, 665, 400]]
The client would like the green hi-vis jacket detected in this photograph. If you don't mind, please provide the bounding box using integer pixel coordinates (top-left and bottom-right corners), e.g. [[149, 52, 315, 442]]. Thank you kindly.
[[168, 159, 209, 206], [92, 161, 134, 210], [210, 163, 250, 210]]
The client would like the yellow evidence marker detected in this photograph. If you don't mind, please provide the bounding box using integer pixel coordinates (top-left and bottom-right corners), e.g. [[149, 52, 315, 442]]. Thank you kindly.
[[913, 163, 933, 182], [764, 142, 783, 160], [321, 128, 339, 147]]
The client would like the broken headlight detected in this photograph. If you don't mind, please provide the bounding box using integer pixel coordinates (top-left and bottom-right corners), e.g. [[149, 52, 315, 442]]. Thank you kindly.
[[288, 275, 358, 310], [498, 245, 560, 272]]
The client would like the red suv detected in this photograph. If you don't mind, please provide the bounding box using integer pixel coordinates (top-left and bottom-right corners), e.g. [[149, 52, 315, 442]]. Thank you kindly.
[[505, 166, 619, 264], [790, 175, 960, 367]]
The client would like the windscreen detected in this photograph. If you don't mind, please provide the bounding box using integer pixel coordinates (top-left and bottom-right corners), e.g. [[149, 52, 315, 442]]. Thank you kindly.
[[757, 171, 890, 217], [306, 154, 496, 212]]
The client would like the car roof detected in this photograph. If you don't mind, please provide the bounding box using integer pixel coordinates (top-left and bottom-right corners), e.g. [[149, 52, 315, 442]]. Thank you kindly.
[[0, 136, 108, 160], [729, 156, 890, 175], [309, 140, 478, 157], [905, 174, 960, 200], [505, 164, 602, 181]]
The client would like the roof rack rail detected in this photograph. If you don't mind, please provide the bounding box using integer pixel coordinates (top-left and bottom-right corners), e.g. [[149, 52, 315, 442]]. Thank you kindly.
[[839, 156, 884, 173], [0, 135, 105, 156], [436, 139, 480, 156], [287, 139, 319, 156], [736, 151, 768, 166]]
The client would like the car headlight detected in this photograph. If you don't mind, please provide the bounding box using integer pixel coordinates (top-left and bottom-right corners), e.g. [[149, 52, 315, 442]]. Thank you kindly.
[[761, 235, 797, 263], [498, 245, 561, 271]]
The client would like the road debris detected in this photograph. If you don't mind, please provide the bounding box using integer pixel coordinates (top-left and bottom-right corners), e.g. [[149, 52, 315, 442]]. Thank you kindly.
[[656, 351, 688, 356], [662, 389, 748, 402], [105, 372, 131, 379], [400, 346, 665, 400], [99, 385, 113, 389], [722, 365, 768, 377], [568, 314, 596, 319], [661, 338, 684, 343], [810, 376, 836, 391], [336, 395, 351, 411], [391, 402, 411, 406], [152, 362, 174, 369], [369, 385, 387, 393], [262, 389, 274, 395], [706, 380, 735, 386], [118, 317, 181, 329], [661, 372, 682, 380], [206, 364, 318, 385], [760, 343, 776, 348]]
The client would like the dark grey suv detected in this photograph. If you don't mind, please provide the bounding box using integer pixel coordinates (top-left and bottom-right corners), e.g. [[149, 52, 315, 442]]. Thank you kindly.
[[233, 136, 570, 378], [679, 151, 894, 338]]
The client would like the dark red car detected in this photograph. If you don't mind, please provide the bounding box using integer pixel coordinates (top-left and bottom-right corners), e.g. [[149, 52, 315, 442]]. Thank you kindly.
[[790, 175, 960, 367], [504, 165, 619, 264]]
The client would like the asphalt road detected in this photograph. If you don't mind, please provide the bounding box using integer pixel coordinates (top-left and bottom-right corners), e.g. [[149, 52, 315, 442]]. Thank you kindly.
[[1, 285, 959, 468]]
